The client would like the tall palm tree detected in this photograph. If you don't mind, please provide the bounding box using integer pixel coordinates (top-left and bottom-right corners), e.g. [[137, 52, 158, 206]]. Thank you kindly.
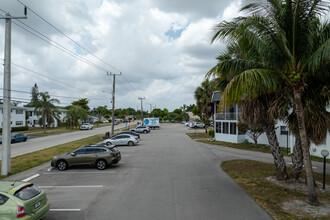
[[211, 0, 329, 205], [194, 79, 216, 132], [34, 92, 60, 133], [207, 42, 289, 180]]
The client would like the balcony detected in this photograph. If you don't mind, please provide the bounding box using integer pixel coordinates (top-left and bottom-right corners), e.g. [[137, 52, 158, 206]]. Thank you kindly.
[[215, 113, 237, 120]]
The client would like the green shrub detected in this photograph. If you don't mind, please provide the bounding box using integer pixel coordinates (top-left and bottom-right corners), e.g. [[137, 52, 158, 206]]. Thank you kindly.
[[208, 129, 214, 137], [0, 126, 29, 134]]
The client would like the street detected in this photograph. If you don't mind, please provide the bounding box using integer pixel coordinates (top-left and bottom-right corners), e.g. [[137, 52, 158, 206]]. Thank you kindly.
[[0, 123, 128, 158], [6, 124, 271, 220]]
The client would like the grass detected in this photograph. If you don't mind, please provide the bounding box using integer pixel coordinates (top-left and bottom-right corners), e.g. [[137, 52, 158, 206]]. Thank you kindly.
[[0, 134, 103, 179], [221, 160, 330, 220], [186, 133, 330, 163]]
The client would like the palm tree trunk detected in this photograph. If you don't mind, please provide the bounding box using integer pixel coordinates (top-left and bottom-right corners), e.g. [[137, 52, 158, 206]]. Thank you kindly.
[[43, 110, 46, 134], [290, 134, 304, 180], [264, 123, 288, 180], [293, 88, 319, 205]]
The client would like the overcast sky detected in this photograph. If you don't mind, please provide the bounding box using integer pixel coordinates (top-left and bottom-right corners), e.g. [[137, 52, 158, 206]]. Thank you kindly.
[[0, 0, 242, 111]]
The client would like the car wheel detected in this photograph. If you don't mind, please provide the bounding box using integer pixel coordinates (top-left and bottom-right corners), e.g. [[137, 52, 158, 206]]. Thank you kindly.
[[11, 140, 15, 143], [128, 141, 134, 147], [23, 138, 27, 142], [143, 130, 147, 134], [96, 159, 107, 170], [57, 160, 68, 171], [106, 142, 112, 145]]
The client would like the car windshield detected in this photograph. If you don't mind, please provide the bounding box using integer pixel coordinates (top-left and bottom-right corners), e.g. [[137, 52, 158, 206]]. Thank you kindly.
[[14, 185, 41, 201]]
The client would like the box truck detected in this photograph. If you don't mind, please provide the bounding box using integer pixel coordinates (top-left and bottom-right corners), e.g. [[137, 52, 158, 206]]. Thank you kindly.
[[144, 118, 160, 129]]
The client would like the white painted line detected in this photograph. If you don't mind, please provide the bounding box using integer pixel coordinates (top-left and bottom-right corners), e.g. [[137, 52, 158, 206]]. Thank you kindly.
[[44, 171, 116, 174], [47, 167, 54, 172], [22, 174, 40, 182], [39, 185, 103, 188], [50, 209, 81, 212]]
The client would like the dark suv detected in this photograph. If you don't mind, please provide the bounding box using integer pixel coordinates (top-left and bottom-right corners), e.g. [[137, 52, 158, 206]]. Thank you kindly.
[[51, 145, 121, 171]]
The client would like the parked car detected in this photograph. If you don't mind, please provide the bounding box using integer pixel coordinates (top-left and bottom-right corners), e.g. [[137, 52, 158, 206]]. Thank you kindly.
[[82, 144, 121, 164], [194, 122, 205, 128], [0, 181, 50, 219], [104, 134, 139, 146], [102, 120, 109, 123], [80, 123, 93, 130], [0, 133, 28, 144], [130, 126, 151, 133], [116, 131, 140, 139], [51, 145, 119, 170]]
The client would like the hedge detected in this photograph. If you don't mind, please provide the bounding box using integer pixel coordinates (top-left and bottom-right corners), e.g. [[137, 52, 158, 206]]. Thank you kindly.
[[0, 126, 29, 134]]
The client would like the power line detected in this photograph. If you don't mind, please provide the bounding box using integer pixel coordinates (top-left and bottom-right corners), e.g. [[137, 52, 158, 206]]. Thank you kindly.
[[16, 0, 122, 73]]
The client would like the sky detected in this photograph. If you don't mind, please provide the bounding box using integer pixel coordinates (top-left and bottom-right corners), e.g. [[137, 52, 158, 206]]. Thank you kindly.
[[0, 0, 242, 112]]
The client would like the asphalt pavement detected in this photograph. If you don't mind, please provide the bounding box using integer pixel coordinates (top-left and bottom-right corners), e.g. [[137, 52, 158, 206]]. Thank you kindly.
[[5, 123, 272, 220], [0, 123, 129, 158]]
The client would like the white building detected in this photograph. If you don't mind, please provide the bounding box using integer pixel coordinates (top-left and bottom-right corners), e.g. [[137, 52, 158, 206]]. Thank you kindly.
[[25, 107, 68, 127], [0, 104, 26, 128], [211, 92, 330, 158]]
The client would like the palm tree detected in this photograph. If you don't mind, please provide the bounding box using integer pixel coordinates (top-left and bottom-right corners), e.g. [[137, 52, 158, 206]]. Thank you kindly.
[[207, 43, 289, 180], [65, 105, 88, 129], [194, 79, 216, 132], [211, 0, 329, 205], [34, 92, 60, 133]]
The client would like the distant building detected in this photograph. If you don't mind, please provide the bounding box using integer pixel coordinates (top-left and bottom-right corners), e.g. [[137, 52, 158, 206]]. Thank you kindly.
[[0, 104, 26, 128], [25, 107, 68, 127]]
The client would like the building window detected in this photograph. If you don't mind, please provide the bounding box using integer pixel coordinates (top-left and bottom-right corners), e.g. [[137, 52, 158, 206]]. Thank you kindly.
[[230, 123, 237, 134], [216, 122, 221, 133], [16, 121, 23, 126], [16, 109, 23, 114], [34, 120, 39, 125], [280, 126, 288, 135], [223, 122, 229, 134], [28, 111, 33, 117]]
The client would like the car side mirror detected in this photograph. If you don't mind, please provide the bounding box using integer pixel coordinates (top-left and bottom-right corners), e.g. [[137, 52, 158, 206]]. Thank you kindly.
[[70, 152, 76, 156]]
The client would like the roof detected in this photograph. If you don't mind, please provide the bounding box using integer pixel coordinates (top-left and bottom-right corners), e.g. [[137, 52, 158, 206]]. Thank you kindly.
[[211, 91, 221, 103]]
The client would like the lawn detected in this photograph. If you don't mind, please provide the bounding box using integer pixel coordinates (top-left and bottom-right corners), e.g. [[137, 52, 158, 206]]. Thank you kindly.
[[221, 160, 330, 219], [186, 133, 330, 163]]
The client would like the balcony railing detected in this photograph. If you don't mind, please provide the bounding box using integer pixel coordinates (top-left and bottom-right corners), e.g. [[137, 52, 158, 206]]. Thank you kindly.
[[215, 113, 237, 120]]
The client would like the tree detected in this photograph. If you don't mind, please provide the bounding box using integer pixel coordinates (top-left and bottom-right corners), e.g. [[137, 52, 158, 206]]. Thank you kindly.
[[34, 92, 60, 133], [211, 0, 329, 205], [65, 105, 88, 129], [72, 98, 90, 111]]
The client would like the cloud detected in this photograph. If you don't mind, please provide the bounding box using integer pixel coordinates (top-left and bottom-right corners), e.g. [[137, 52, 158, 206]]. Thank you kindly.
[[0, 0, 241, 111]]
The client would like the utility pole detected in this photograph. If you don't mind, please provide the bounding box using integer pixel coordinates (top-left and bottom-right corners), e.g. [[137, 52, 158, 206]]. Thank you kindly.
[[150, 104, 152, 115], [107, 72, 121, 135], [1, 12, 26, 176], [138, 97, 145, 125]]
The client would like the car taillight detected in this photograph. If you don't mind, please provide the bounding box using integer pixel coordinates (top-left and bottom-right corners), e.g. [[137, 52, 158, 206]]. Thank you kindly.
[[111, 153, 116, 156], [17, 206, 26, 218], [135, 137, 138, 140]]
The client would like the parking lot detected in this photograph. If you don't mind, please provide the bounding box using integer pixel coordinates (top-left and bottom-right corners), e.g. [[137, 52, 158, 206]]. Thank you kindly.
[[5, 124, 271, 220]]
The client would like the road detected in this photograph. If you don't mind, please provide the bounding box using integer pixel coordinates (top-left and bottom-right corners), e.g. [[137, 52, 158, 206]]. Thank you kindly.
[[6, 124, 271, 220], [0, 123, 129, 158]]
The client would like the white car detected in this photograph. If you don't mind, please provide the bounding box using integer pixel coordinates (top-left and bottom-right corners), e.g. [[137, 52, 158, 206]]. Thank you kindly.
[[104, 134, 139, 146], [80, 123, 93, 130]]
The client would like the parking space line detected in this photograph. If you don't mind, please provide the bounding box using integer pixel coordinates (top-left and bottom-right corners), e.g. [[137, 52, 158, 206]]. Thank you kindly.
[[50, 209, 81, 212], [43, 171, 116, 174], [22, 173, 40, 182], [48, 167, 54, 172], [39, 185, 103, 188]]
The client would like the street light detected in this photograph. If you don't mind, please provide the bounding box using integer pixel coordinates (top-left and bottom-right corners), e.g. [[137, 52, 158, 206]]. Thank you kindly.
[[321, 149, 329, 190]]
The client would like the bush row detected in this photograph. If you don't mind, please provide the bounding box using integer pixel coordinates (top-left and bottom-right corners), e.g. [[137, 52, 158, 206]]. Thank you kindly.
[[0, 126, 29, 134]]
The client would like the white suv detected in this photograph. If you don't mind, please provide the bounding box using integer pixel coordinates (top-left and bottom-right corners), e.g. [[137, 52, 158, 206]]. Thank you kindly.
[[80, 123, 93, 130]]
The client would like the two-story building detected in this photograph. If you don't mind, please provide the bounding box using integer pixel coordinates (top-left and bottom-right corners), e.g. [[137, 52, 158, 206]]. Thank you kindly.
[[25, 107, 68, 127], [211, 91, 329, 158], [0, 104, 26, 128]]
